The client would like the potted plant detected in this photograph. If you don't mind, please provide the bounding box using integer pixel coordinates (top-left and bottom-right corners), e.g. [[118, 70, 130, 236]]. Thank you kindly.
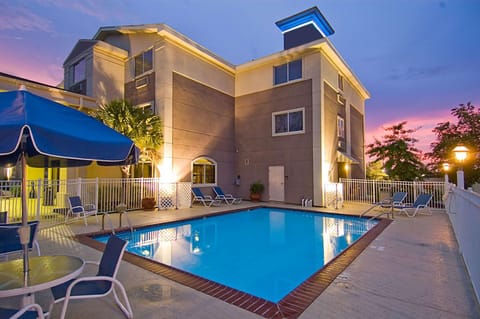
[[249, 181, 264, 202], [141, 197, 156, 210]]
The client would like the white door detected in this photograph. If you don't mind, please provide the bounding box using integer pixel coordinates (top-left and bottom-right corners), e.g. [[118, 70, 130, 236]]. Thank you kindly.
[[269, 166, 285, 202]]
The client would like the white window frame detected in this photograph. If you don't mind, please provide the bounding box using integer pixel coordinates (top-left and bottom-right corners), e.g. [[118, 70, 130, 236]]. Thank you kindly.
[[338, 74, 344, 92], [136, 101, 154, 114], [133, 48, 153, 78], [272, 107, 305, 136], [273, 59, 303, 85], [191, 157, 217, 186], [337, 115, 345, 138], [72, 58, 86, 84]]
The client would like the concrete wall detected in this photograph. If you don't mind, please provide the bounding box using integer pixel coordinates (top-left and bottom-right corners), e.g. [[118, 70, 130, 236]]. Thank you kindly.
[[350, 106, 365, 178], [235, 80, 313, 203], [92, 45, 127, 104], [172, 73, 235, 196], [153, 37, 235, 183]]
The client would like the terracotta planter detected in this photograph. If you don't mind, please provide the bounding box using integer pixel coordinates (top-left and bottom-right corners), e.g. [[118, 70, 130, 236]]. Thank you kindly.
[[250, 193, 261, 202], [141, 197, 156, 210]]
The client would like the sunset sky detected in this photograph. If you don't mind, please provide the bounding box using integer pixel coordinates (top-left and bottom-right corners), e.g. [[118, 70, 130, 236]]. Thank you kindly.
[[1, 0, 479, 154]]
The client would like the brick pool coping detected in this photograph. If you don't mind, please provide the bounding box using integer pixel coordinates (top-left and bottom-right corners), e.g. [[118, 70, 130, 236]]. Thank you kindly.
[[77, 209, 392, 319]]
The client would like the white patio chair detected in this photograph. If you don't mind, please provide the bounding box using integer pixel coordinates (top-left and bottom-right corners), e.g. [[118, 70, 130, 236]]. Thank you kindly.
[[49, 235, 133, 319], [66, 196, 98, 226]]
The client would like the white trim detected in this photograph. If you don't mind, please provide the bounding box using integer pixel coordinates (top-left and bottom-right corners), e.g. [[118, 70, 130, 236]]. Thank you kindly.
[[191, 156, 217, 186], [272, 107, 305, 136], [280, 21, 326, 38]]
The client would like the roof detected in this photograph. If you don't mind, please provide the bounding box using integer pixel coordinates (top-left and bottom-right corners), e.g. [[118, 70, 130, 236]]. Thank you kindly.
[[91, 23, 235, 74], [275, 6, 334, 38]]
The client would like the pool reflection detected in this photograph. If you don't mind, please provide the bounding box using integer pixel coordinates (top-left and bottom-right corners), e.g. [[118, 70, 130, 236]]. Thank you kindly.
[[97, 208, 377, 302]]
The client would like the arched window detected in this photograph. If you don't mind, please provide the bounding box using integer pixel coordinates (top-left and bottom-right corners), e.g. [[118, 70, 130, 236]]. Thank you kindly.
[[192, 157, 217, 186]]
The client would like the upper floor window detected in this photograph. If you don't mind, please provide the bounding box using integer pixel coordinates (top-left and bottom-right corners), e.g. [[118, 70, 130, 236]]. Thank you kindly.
[[274, 59, 302, 85], [134, 49, 153, 77], [73, 59, 85, 84], [136, 102, 154, 114], [272, 108, 305, 136], [337, 115, 345, 138], [192, 157, 217, 185], [338, 74, 344, 92]]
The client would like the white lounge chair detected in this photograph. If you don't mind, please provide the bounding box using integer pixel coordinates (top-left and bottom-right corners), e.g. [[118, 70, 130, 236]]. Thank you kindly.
[[192, 188, 221, 207], [66, 196, 98, 226], [360, 191, 408, 218], [212, 186, 242, 205], [0, 221, 41, 260], [0, 303, 45, 319], [49, 235, 133, 319], [395, 193, 433, 217]]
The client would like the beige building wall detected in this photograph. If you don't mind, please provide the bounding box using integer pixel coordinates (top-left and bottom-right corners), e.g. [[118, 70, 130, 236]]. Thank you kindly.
[[149, 35, 235, 182], [91, 44, 127, 104], [235, 80, 313, 203]]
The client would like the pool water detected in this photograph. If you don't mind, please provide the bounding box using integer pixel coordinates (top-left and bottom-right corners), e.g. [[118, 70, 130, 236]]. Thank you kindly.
[[94, 207, 377, 302]]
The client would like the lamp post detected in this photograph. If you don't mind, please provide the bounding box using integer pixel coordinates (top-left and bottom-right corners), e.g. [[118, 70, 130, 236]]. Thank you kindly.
[[453, 144, 469, 189], [442, 162, 450, 183]]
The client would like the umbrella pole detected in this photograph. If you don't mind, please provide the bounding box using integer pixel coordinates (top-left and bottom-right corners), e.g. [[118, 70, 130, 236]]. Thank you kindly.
[[18, 151, 30, 284]]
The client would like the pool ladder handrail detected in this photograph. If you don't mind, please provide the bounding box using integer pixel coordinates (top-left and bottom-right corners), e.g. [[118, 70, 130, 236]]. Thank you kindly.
[[101, 211, 134, 235]]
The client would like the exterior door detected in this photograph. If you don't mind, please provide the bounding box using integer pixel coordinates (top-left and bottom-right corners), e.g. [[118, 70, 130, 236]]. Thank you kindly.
[[269, 166, 285, 202]]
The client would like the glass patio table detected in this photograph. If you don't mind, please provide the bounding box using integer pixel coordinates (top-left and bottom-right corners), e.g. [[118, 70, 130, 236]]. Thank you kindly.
[[0, 255, 84, 304]]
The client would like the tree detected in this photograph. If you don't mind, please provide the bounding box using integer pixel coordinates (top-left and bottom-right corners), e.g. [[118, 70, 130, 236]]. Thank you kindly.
[[426, 102, 480, 187], [366, 121, 426, 181], [94, 99, 163, 177], [366, 161, 388, 180]]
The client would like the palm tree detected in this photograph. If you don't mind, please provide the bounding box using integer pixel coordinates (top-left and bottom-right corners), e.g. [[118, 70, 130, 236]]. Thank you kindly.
[[94, 99, 163, 177]]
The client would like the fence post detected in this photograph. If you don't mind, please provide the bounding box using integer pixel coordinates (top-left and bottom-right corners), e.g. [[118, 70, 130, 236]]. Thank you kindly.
[[76, 177, 82, 196], [95, 177, 99, 213], [35, 179, 41, 221]]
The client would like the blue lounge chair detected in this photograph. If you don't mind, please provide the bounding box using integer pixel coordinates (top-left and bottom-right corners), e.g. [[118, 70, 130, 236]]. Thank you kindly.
[[0, 303, 45, 319], [212, 186, 242, 205], [66, 196, 98, 226], [395, 193, 433, 217], [49, 235, 133, 319], [192, 187, 221, 207], [0, 221, 41, 260], [360, 191, 408, 218]]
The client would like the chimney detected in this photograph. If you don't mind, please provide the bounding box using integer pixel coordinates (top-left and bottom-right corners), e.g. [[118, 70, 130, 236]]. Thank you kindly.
[[275, 7, 335, 50]]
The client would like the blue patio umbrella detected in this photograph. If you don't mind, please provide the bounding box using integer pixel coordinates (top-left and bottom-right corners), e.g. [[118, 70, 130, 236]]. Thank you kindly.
[[0, 89, 138, 278]]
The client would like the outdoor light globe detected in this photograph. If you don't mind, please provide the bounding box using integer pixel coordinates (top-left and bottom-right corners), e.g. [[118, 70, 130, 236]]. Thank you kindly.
[[453, 145, 469, 162], [442, 162, 450, 172]]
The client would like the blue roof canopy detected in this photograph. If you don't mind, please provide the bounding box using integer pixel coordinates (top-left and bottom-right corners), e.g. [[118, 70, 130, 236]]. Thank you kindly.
[[275, 6, 334, 38], [0, 90, 138, 167]]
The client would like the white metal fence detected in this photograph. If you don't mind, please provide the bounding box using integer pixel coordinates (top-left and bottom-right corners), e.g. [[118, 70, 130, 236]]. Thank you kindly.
[[445, 186, 480, 302], [339, 178, 446, 209], [0, 178, 192, 228]]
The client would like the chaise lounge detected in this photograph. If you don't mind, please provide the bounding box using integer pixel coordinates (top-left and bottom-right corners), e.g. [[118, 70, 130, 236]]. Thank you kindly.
[[212, 186, 242, 205], [192, 187, 221, 207]]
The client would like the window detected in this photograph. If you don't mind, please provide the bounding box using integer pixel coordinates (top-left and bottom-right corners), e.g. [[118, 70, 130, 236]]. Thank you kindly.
[[134, 49, 153, 77], [136, 102, 154, 114], [338, 74, 344, 92], [274, 59, 302, 85], [337, 116, 345, 138], [272, 108, 305, 136], [72, 59, 85, 84], [192, 157, 217, 185]]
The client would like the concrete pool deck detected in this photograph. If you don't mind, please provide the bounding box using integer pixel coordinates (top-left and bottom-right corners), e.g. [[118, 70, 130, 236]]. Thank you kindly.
[[2, 202, 479, 318]]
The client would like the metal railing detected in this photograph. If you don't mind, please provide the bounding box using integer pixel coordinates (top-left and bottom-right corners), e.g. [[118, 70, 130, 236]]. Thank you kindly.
[[339, 178, 446, 209], [0, 178, 192, 228], [445, 185, 480, 303]]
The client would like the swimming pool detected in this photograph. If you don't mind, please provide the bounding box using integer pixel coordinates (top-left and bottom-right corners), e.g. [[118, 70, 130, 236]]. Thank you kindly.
[[93, 207, 378, 303]]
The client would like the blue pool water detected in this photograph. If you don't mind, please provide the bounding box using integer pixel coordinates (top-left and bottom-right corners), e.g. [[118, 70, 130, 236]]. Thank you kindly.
[[94, 207, 377, 302]]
